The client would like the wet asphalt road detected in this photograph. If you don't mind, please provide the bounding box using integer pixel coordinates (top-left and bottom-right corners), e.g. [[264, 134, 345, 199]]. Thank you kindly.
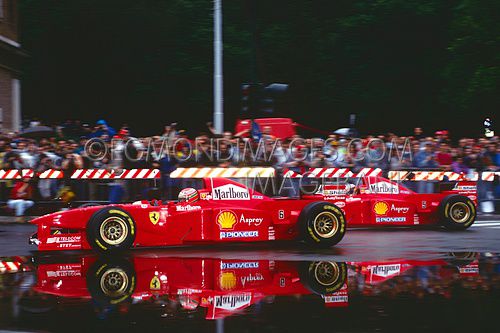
[[1, 216, 499, 260]]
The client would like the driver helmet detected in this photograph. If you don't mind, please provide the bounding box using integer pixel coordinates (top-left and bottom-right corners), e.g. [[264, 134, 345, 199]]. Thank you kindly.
[[178, 188, 200, 203]]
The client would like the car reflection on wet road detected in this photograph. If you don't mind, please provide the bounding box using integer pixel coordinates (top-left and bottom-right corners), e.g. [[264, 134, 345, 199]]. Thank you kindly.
[[1, 252, 499, 332]]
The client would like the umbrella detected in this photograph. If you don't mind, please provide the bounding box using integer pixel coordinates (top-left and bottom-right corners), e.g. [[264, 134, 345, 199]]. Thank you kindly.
[[333, 127, 358, 137], [20, 126, 55, 138]]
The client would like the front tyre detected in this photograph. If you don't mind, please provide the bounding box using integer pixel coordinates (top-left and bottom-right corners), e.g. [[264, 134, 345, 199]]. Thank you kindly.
[[299, 202, 346, 247], [87, 257, 136, 305], [299, 261, 347, 295], [439, 195, 476, 230], [87, 207, 136, 253]]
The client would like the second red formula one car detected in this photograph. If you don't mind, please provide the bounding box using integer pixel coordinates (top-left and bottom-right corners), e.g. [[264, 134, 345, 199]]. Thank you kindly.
[[30, 176, 477, 252]]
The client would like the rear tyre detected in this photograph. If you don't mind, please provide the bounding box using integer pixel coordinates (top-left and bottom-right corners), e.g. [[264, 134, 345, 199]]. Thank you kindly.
[[299, 261, 347, 295], [299, 202, 346, 247], [87, 207, 136, 253], [87, 257, 136, 305], [439, 195, 476, 230]]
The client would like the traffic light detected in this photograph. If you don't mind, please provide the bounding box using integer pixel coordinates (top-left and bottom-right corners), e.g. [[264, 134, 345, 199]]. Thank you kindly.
[[261, 83, 289, 113], [241, 82, 289, 115], [241, 83, 261, 115]]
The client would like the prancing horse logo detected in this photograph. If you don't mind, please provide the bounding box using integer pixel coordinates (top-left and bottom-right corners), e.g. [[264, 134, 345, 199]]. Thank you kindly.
[[149, 211, 160, 225]]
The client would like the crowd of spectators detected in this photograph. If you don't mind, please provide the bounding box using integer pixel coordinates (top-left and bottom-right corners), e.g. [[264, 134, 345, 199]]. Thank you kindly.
[[0, 120, 498, 218]]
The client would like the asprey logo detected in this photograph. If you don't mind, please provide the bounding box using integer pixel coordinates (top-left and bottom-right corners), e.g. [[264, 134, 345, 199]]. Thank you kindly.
[[239, 214, 264, 226], [373, 201, 389, 215], [212, 184, 250, 200], [217, 210, 238, 230], [391, 204, 409, 214]]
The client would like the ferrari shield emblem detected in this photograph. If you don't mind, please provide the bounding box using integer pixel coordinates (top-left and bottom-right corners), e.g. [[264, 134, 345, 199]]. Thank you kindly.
[[150, 276, 161, 290], [149, 211, 160, 225]]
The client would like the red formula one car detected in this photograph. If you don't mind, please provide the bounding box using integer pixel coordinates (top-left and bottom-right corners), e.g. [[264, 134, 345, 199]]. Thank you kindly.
[[33, 255, 348, 318], [30, 176, 477, 252]]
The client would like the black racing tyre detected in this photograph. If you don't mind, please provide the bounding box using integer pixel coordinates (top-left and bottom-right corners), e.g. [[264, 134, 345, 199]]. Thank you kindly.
[[439, 195, 476, 230], [299, 261, 347, 295], [299, 202, 346, 247], [78, 202, 102, 208], [446, 252, 478, 266], [87, 207, 136, 253], [87, 257, 136, 305]]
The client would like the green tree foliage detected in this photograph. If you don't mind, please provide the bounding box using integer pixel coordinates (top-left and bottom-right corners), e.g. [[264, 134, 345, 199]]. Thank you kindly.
[[19, 0, 498, 136]]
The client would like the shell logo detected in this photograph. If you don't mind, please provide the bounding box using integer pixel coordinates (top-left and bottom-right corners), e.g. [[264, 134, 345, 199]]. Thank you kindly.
[[219, 271, 237, 290], [217, 210, 237, 229], [373, 201, 389, 215]]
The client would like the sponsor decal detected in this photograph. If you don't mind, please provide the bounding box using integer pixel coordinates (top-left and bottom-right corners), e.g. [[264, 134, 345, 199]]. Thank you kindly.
[[422, 201, 427, 209], [453, 184, 476, 191], [373, 201, 389, 215], [212, 184, 250, 200], [376, 217, 406, 222], [431, 201, 439, 207], [346, 197, 361, 202], [150, 276, 161, 290], [240, 273, 264, 287], [176, 205, 201, 212], [149, 211, 160, 225], [214, 294, 252, 311], [391, 204, 409, 214], [324, 295, 349, 303], [324, 195, 347, 201], [268, 226, 275, 240], [47, 236, 81, 244], [334, 201, 346, 208], [177, 288, 203, 295], [221, 261, 259, 270], [459, 266, 479, 275], [252, 195, 264, 199], [200, 192, 211, 200], [239, 214, 264, 226], [413, 214, 420, 224], [220, 231, 259, 239], [217, 210, 238, 230], [369, 181, 399, 194], [47, 267, 82, 278], [468, 195, 477, 201], [371, 264, 401, 277], [219, 272, 237, 290]]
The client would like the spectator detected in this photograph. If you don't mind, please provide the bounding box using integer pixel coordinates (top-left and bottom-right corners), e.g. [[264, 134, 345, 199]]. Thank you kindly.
[[414, 143, 439, 169], [7, 176, 34, 222]]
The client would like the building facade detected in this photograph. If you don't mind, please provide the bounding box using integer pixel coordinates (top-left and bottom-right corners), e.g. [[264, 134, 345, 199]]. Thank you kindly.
[[0, 0, 24, 132]]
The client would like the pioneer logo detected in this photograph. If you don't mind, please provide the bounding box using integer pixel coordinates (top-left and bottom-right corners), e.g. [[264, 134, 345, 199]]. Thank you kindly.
[[221, 262, 259, 269], [212, 184, 250, 200]]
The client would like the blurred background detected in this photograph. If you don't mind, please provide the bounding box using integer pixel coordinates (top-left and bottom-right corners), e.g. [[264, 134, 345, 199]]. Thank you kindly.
[[16, 0, 499, 136]]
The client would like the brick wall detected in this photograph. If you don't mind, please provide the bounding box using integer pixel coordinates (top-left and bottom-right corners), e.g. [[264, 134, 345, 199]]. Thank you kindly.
[[0, 0, 18, 42], [0, 66, 13, 131]]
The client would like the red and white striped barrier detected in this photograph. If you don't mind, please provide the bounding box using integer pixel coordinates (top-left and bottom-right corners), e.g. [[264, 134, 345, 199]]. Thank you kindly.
[[38, 169, 64, 179], [307, 168, 354, 178], [0, 168, 498, 181], [0, 260, 22, 274], [283, 168, 302, 178], [355, 168, 382, 178], [170, 167, 275, 178], [0, 169, 33, 179], [71, 169, 161, 179]]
